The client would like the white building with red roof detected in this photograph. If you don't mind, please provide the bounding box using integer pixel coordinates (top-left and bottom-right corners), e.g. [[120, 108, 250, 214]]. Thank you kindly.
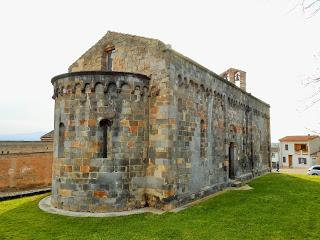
[[279, 135, 320, 168]]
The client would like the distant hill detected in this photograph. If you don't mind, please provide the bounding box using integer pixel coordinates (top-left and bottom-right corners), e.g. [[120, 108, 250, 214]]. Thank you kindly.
[[0, 131, 48, 141]]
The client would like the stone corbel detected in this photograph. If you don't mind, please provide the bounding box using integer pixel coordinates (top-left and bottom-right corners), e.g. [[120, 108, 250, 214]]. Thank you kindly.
[[58, 87, 64, 96], [80, 93, 87, 104], [52, 87, 59, 99]]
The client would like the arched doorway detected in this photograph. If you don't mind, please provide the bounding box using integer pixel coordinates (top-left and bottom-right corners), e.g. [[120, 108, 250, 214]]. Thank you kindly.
[[228, 142, 235, 179]]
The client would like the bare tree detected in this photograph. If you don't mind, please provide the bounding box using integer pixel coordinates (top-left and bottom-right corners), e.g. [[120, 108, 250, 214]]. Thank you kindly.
[[299, 0, 320, 109], [300, 0, 320, 17], [299, 51, 320, 134], [292, 1, 320, 133], [301, 51, 320, 110]]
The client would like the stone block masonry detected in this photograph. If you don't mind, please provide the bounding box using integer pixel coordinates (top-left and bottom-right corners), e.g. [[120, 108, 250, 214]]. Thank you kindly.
[[51, 72, 150, 212], [51, 31, 271, 213]]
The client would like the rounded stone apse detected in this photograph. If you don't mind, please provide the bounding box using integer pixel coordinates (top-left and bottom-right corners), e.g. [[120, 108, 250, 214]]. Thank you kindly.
[[50, 71, 150, 212]]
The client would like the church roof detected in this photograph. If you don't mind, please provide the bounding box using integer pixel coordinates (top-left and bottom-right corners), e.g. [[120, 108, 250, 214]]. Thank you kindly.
[[69, 31, 269, 107]]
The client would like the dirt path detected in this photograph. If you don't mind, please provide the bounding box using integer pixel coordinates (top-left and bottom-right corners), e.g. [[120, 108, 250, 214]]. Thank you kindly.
[[279, 168, 308, 175]]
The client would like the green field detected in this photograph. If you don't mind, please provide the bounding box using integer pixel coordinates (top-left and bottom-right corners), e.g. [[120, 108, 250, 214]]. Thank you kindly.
[[1, 173, 320, 240]]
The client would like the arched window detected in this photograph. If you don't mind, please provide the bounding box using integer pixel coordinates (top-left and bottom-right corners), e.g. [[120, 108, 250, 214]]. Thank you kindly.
[[259, 129, 262, 151], [58, 123, 65, 158], [99, 119, 112, 158], [104, 48, 115, 71], [242, 127, 246, 155], [178, 98, 183, 112], [200, 119, 206, 158]]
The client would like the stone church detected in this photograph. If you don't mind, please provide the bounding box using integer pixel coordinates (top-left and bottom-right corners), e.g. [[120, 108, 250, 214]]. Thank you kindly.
[[51, 31, 270, 212]]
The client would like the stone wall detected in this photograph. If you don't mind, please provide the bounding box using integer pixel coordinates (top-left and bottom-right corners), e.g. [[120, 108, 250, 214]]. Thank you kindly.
[[0, 141, 53, 192], [68, 32, 173, 205], [51, 72, 150, 212], [167, 51, 270, 201], [0, 141, 53, 155], [55, 31, 271, 212]]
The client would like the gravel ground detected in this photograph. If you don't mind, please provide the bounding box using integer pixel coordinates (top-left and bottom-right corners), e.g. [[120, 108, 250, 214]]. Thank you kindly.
[[279, 168, 309, 175]]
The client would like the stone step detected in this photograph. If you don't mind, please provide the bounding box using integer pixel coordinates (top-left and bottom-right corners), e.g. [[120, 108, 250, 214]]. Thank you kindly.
[[230, 181, 244, 188]]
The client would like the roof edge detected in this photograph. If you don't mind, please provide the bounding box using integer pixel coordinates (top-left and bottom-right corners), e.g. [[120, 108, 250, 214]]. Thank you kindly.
[[68, 31, 164, 71], [51, 71, 150, 84], [279, 135, 319, 142], [168, 49, 270, 107]]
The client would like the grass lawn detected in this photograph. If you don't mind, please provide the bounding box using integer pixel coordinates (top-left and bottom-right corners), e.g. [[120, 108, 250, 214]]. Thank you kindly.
[[1, 173, 320, 240]]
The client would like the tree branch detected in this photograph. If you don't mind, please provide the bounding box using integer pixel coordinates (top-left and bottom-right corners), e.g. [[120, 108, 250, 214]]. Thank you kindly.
[[302, 0, 319, 10], [305, 127, 320, 135], [301, 0, 320, 17]]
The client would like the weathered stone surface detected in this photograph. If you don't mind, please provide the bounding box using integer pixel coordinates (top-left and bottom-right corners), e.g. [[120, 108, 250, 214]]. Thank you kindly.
[[51, 31, 271, 213], [51, 72, 150, 212]]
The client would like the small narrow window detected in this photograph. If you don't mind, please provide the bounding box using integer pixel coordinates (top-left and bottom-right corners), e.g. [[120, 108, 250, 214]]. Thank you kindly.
[[242, 127, 246, 155], [99, 119, 112, 158], [200, 120, 206, 158], [177, 74, 182, 86], [105, 49, 115, 71], [285, 144, 288, 150], [58, 122, 65, 158], [298, 158, 307, 164], [283, 157, 286, 163], [259, 130, 262, 151]]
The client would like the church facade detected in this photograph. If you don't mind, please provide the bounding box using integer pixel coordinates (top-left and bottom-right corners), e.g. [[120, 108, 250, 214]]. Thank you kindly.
[[51, 32, 270, 212]]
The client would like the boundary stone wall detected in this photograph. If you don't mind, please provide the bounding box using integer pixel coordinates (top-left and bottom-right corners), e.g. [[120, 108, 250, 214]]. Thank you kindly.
[[0, 141, 53, 192]]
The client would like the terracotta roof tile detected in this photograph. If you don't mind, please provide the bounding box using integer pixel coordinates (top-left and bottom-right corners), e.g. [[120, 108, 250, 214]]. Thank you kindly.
[[279, 135, 319, 142]]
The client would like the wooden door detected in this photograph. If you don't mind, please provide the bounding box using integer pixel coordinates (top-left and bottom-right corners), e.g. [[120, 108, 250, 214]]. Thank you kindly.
[[229, 142, 235, 179], [288, 155, 293, 168]]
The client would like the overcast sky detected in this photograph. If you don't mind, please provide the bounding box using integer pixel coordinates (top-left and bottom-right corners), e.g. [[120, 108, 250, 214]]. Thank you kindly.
[[0, 0, 319, 142]]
